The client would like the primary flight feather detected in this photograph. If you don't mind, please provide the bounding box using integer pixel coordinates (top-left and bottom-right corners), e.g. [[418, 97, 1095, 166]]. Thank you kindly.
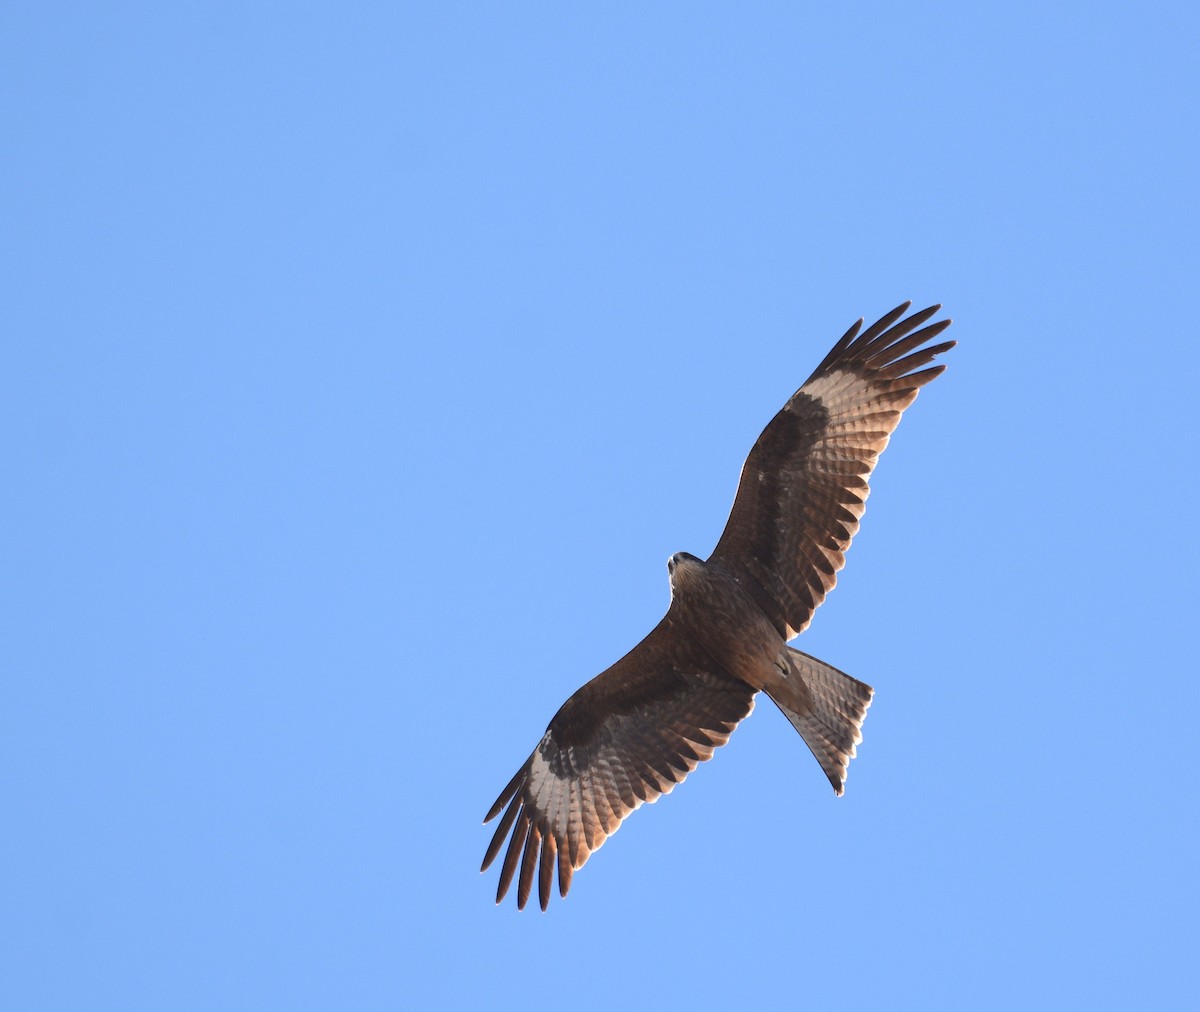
[[482, 302, 954, 910]]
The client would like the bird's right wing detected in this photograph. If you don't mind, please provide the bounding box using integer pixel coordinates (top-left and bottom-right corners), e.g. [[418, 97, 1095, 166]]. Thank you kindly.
[[482, 616, 756, 910]]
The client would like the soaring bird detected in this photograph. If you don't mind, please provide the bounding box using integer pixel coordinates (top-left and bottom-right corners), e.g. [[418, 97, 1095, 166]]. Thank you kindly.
[[482, 302, 954, 910]]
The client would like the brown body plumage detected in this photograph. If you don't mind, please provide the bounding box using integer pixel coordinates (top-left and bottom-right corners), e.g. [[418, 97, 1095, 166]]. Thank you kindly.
[[483, 302, 954, 910]]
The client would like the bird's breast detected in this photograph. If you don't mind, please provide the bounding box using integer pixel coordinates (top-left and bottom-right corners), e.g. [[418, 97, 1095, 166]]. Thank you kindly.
[[671, 560, 785, 690]]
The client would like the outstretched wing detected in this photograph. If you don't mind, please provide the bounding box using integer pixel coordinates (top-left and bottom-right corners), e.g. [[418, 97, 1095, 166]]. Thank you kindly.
[[710, 302, 954, 640], [481, 616, 756, 910]]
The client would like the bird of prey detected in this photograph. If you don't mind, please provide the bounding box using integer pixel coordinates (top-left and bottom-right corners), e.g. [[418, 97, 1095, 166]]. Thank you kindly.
[[482, 302, 954, 910]]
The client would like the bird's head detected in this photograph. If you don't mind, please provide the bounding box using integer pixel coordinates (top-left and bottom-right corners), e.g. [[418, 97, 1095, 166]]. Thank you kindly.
[[667, 552, 704, 589]]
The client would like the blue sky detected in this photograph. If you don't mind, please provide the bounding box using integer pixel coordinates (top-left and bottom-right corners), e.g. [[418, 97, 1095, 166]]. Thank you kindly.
[[4, 2, 1198, 1008]]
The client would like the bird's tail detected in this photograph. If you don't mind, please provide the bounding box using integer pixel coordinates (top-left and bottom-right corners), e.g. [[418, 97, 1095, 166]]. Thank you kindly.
[[771, 648, 874, 795]]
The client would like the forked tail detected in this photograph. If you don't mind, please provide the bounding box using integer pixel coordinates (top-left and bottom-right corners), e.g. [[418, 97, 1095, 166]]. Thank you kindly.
[[772, 648, 874, 795]]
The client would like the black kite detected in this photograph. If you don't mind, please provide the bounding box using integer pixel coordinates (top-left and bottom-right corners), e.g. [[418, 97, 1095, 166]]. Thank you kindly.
[[482, 302, 954, 910]]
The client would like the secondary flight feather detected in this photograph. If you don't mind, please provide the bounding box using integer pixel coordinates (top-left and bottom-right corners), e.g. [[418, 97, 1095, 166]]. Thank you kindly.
[[482, 302, 954, 910]]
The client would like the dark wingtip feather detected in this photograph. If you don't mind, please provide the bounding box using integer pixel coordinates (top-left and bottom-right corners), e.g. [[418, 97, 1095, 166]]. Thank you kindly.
[[857, 301, 912, 344], [807, 302, 953, 385], [901, 363, 949, 388], [484, 766, 526, 823], [481, 792, 524, 872], [496, 812, 529, 904], [912, 318, 952, 343], [858, 304, 944, 359], [882, 302, 940, 338], [517, 824, 541, 910], [539, 834, 556, 911], [809, 317, 865, 378], [875, 338, 957, 381]]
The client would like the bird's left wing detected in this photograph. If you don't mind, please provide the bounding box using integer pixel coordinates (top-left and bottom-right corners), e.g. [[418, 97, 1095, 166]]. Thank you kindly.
[[710, 302, 954, 639], [482, 616, 756, 910]]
